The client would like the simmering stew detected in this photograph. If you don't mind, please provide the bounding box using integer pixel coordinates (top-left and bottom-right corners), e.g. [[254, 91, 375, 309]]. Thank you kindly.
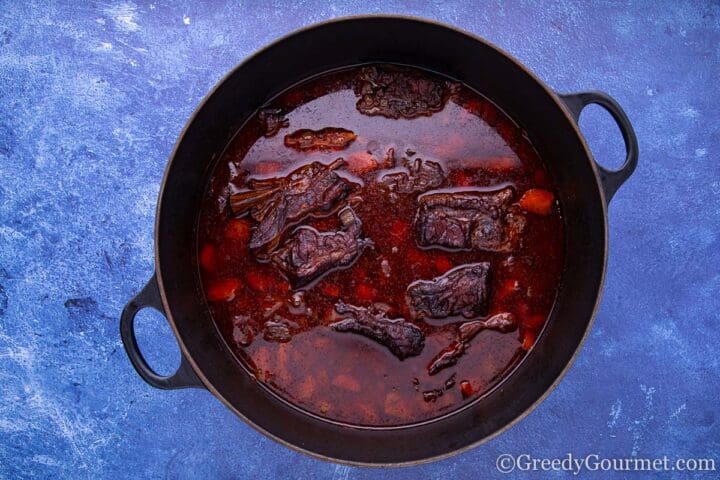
[[197, 65, 564, 426]]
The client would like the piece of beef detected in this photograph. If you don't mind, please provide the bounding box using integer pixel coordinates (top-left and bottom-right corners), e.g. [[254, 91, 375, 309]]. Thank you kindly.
[[381, 147, 396, 168], [354, 66, 456, 119], [271, 207, 373, 288], [284, 128, 357, 151], [427, 312, 517, 375], [427, 341, 465, 376], [263, 319, 292, 343], [422, 388, 444, 403], [330, 301, 425, 359], [229, 159, 357, 250], [258, 108, 288, 137], [378, 157, 446, 195], [414, 187, 526, 253], [406, 263, 490, 319], [458, 312, 516, 340]]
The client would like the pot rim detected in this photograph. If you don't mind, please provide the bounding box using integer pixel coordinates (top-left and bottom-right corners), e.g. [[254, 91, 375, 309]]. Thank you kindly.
[[152, 14, 609, 467]]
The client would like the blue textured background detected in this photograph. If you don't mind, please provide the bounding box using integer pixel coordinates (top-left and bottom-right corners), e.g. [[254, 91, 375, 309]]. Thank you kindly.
[[0, 1, 718, 478]]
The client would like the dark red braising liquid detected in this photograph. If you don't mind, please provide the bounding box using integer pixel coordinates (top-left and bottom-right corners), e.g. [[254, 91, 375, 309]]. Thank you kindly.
[[197, 65, 563, 426]]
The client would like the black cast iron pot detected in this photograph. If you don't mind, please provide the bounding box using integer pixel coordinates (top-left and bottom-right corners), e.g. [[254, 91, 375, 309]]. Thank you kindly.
[[120, 16, 638, 465]]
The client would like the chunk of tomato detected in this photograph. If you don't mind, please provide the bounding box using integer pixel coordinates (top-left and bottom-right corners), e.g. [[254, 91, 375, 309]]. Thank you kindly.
[[521, 329, 537, 350], [246, 271, 276, 293], [519, 188, 555, 215], [199, 243, 217, 271], [207, 278, 241, 302]]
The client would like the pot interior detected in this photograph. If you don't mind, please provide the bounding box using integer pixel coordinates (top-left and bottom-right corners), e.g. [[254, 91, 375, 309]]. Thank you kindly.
[[155, 17, 606, 464]]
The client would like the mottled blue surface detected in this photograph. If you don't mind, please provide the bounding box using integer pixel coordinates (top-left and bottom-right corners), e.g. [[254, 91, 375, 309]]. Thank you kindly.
[[0, 1, 718, 478]]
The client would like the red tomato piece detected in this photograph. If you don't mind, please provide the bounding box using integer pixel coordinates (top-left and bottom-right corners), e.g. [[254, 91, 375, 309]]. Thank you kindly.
[[519, 188, 555, 215], [246, 271, 275, 293], [521, 329, 537, 350], [199, 243, 217, 271], [459, 380, 474, 399], [206, 278, 241, 302]]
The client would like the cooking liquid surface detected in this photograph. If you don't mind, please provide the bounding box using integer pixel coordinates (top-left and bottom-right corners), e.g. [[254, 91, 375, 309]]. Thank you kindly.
[[198, 66, 564, 426]]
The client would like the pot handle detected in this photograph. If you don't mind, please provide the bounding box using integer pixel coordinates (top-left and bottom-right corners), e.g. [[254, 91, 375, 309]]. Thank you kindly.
[[559, 91, 639, 202], [120, 274, 204, 390]]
